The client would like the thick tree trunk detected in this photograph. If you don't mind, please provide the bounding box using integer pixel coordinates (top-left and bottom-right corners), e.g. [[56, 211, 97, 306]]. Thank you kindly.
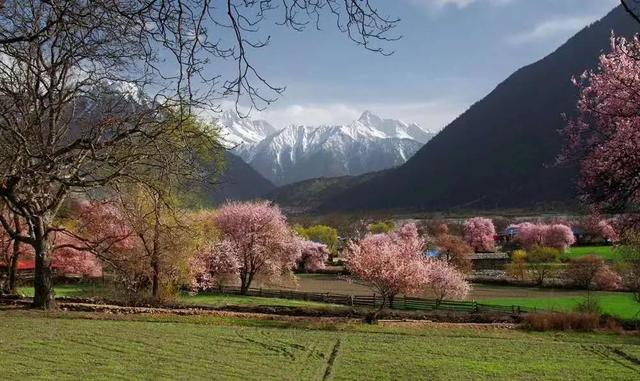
[[32, 217, 54, 309], [239, 272, 254, 295], [388, 294, 395, 309]]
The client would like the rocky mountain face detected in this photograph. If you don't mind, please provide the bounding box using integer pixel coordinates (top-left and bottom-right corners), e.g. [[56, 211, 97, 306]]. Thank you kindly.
[[218, 110, 434, 186]]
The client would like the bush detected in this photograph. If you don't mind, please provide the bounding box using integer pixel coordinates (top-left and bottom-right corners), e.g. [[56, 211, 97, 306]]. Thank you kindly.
[[574, 297, 603, 315], [526, 246, 561, 285], [506, 250, 528, 280], [523, 311, 601, 331]]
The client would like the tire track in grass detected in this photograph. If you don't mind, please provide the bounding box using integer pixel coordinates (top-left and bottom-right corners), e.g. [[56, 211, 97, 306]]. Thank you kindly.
[[322, 338, 341, 381], [581, 344, 640, 373], [609, 347, 640, 366]]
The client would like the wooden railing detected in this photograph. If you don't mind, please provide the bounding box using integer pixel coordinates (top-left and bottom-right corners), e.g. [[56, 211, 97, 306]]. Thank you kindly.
[[202, 286, 529, 314]]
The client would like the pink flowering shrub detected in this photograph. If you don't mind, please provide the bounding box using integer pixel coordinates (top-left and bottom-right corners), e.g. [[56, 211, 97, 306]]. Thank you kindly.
[[463, 217, 496, 252], [423, 259, 470, 303], [513, 222, 575, 251], [593, 266, 623, 291], [544, 224, 576, 251], [297, 240, 329, 272]]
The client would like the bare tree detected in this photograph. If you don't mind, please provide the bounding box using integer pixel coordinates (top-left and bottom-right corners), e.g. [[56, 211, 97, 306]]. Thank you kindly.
[[0, 1, 398, 308]]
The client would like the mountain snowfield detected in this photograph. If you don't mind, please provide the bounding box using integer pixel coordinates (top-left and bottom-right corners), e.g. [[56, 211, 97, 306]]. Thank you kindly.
[[217, 110, 435, 185]]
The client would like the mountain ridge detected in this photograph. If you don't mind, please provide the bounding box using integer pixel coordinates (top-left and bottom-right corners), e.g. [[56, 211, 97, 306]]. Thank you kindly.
[[318, 5, 639, 212], [218, 110, 435, 186]]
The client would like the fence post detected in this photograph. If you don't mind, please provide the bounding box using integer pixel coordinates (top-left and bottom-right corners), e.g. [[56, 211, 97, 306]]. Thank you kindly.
[[350, 295, 354, 307], [404, 295, 407, 309]]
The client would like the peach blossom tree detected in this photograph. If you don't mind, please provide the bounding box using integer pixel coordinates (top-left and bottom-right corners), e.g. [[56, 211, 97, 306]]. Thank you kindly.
[[513, 222, 575, 251], [345, 224, 469, 311], [562, 36, 640, 216], [423, 259, 470, 305], [193, 201, 301, 294], [463, 217, 496, 253], [297, 240, 329, 272]]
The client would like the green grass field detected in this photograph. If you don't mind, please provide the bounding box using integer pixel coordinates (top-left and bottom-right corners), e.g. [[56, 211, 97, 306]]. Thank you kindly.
[[17, 285, 342, 309], [0, 310, 639, 380], [482, 292, 640, 320], [563, 245, 616, 260], [17, 284, 640, 320]]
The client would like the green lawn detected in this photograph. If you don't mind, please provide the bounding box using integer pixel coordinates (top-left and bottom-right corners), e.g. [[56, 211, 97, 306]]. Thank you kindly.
[[482, 292, 640, 320], [0, 310, 639, 380], [18, 285, 343, 310], [181, 293, 343, 309], [563, 245, 616, 261]]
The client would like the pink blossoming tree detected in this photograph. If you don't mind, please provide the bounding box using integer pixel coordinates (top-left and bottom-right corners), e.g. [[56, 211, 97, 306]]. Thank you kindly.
[[463, 217, 496, 253], [423, 259, 470, 305], [562, 35, 640, 215], [345, 224, 469, 311], [513, 222, 575, 251], [193, 201, 301, 294], [297, 240, 329, 272]]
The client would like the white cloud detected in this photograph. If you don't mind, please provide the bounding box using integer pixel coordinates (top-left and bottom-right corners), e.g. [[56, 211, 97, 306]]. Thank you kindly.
[[412, 0, 514, 10], [251, 100, 468, 132], [507, 15, 599, 45]]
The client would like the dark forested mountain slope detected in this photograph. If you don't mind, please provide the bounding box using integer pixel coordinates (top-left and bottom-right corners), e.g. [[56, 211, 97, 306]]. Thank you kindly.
[[203, 152, 275, 205], [322, 6, 639, 212]]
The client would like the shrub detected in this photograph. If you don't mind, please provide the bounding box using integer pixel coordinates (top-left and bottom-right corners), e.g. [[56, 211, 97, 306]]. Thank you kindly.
[[435, 233, 473, 274], [506, 250, 528, 281], [526, 246, 561, 285], [368, 221, 395, 234], [574, 297, 603, 315], [523, 312, 600, 331]]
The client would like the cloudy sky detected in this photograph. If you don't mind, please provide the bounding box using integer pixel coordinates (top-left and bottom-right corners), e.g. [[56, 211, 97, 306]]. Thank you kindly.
[[222, 0, 620, 131]]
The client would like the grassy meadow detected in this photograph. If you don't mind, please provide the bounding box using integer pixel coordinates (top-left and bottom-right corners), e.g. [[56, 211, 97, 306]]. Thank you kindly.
[[563, 246, 617, 261], [1, 309, 639, 380], [17, 281, 640, 320]]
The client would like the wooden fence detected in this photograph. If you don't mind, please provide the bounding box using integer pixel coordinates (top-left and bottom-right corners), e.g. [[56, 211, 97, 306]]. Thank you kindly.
[[203, 286, 530, 314]]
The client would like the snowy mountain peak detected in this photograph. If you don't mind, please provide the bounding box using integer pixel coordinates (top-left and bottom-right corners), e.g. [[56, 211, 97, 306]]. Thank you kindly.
[[358, 110, 382, 124], [217, 111, 279, 154], [214, 109, 436, 185], [354, 111, 434, 144]]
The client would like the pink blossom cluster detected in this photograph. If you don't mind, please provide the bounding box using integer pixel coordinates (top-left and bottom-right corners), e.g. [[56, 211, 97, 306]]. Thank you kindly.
[[423, 259, 471, 302], [594, 265, 623, 291], [345, 224, 469, 305], [1, 208, 102, 278], [75, 200, 137, 252], [52, 232, 103, 278], [563, 35, 640, 211], [192, 201, 301, 291], [463, 217, 496, 253], [190, 240, 239, 289], [297, 240, 329, 272], [512, 222, 575, 251]]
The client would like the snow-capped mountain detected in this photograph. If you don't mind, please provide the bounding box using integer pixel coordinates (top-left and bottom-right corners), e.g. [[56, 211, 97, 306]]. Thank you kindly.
[[356, 110, 434, 144], [236, 111, 435, 185], [217, 110, 279, 158]]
